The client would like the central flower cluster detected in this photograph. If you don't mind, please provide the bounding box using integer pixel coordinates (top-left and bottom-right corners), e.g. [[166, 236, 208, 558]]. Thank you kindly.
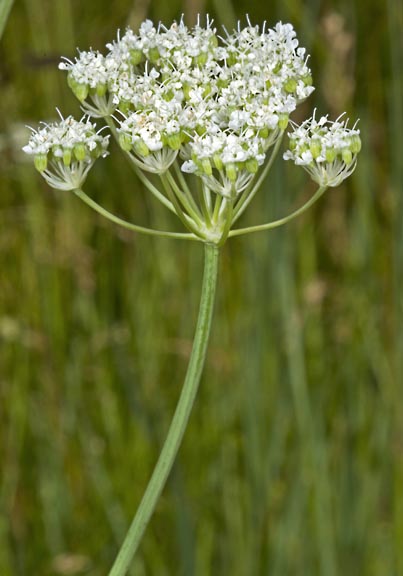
[[59, 18, 314, 194]]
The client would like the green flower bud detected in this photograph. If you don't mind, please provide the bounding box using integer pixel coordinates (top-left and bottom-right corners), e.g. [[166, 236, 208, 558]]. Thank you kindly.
[[217, 77, 229, 89], [164, 90, 174, 102], [299, 142, 309, 155], [130, 49, 143, 66], [284, 78, 297, 93], [133, 139, 150, 157], [166, 133, 181, 150], [278, 114, 289, 131], [213, 154, 223, 170], [183, 83, 191, 100], [196, 125, 206, 136], [34, 154, 48, 172], [303, 74, 313, 86], [265, 78, 272, 89], [195, 52, 208, 67], [209, 34, 218, 48], [203, 84, 212, 98], [227, 52, 237, 66], [258, 127, 269, 139], [342, 148, 353, 165], [148, 47, 160, 64], [310, 139, 322, 159], [246, 158, 259, 174], [226, 163, 237, 182], [289, 138, 297, 152], [118, 101, 131, 115], [350, 135, 362, 154], [325, 148, 337, 163], [67, 74, 89, 102], [74, 143, 87, 161], [96, 83, 108, 97], [201, 158, 212, 176], [63, 148, 72, 166], [119, 133, 133, 152]]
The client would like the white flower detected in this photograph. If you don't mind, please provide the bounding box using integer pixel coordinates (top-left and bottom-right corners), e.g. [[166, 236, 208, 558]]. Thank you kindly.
[[283, 110, 361, 186]]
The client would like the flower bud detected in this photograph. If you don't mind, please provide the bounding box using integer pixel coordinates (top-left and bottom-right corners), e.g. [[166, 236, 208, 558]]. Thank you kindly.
[[34, 154, 48, 172], [130, 49, 143, 66], [68, 75, 89, 102], [133, 139, 150, 157], [63, 148, 72, 166], [196, 125, 207, 136], [227, 53, 237, 66], [119, 101, 131, 115], [166, 133, 182, 150], [246, 158, 259, 174], [119, 133, 133, 152], [148, 47, 160, 64], [341, 148, 353, 165], [183, 83, 191, 100], [217, 77, 229, 89], [213, 154, 223, 170], [74, 143, 87, 161], [284, 78, 297, 93], [96, 83, 108, 97], [225, 163, 237, 182], [201, 158, 212, 176], [350, 135, 362, 154], [278, 114, 289, 131], [310, 139, 322, 159], [209, 34, 218, 48], [203, 84, 212, 98], [195, 52, 208, 67], [325, 148, 336, 163], [289, 138, 297, 152]]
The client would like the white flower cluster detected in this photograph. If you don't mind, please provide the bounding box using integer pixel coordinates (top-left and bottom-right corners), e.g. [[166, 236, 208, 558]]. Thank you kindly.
[[23, 115, 109, 190], [283, 112, 361, 187], [57, 17, 314, 190], [182, 129, 267, 197]]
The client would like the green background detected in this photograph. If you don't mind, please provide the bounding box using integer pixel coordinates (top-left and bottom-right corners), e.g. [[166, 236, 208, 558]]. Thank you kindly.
[[0, 0, 402, 574]]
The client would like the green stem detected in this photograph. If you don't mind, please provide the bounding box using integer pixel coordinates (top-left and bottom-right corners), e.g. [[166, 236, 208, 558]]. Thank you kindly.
[[108, 243, 220, 576], [104, 117, 177, 214], [166, 170, 204, 224], [130, 162, 177, 214], [74, 188, 198, 241], [229, 186, 327, 238], [159, 174, 204, 238]]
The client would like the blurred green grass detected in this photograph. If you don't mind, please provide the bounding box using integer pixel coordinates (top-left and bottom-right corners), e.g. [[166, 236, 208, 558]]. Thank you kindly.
[[0, 0, 402, 574]]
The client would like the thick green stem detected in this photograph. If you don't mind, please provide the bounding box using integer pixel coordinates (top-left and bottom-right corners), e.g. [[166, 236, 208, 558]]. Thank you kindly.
[[108, 243, 220, 576]]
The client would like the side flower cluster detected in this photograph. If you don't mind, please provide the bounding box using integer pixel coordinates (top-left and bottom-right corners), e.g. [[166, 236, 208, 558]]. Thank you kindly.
[[283, 112, 361, 187], [23, 115, 109, 190]]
